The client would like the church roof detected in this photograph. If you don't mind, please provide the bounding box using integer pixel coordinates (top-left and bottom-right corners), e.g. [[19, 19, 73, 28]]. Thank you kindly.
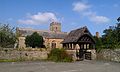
[[62, 26, 94, 43], [17, 28, 67, 39], [41, 32, 67, 39]]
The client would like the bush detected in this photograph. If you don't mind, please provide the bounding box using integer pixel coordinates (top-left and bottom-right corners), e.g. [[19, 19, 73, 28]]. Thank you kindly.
[[25, 32, 44, 48], [0, 24, 16, 48], [48, 48, 73, 62]]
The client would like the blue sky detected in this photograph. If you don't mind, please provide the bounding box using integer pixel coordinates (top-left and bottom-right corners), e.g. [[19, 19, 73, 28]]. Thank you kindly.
[[0, 0, 120, 36]]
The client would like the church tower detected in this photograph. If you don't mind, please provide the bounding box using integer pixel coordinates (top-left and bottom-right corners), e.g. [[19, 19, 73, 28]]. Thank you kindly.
[[50, 22, 61, 32]]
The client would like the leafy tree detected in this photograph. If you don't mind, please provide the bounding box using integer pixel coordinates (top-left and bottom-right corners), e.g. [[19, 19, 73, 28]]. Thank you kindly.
[[117, 17, 120, 22], [102, 28, 114, 48], [25, 32, 44, 48], [0, 23, 16, 48], [94, 36, 103, 52], [115, 17, 120, 47], [102, 17, 120, 49]]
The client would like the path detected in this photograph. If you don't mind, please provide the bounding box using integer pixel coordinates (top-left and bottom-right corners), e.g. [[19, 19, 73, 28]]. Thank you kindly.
[[0, 60, 120, 72]]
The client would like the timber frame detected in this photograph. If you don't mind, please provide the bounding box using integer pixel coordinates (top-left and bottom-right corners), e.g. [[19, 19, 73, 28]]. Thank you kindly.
[[62, 26, 96, 60]]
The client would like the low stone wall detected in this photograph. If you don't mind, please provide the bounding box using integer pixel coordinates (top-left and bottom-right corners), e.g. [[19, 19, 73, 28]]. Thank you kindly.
[[0, 48, 48, 61], [97, 49, 120, 62], [66, 49, 96, 61], [66, 50, 77, 61]]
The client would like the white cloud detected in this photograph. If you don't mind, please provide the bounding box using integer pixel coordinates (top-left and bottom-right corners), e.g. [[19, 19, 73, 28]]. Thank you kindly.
[[84, 12, 110, 24], [89, 15, 110, 24], [73, 2, 91, 12], [73, 2, 110, 24], [18, 12, 58, 25]]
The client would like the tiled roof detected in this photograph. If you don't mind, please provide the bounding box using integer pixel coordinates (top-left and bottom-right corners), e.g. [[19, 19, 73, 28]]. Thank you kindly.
[[62, 26, 94, 43], [17, 28, 67, 39]]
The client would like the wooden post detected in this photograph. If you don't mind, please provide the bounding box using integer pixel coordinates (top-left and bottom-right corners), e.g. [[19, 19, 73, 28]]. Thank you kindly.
[[73, 44, 76, 49], [71, 43, 74, 49], [70, 43, 72, 49], [67, 43, 69, 49], [86, 44, 87, 50]]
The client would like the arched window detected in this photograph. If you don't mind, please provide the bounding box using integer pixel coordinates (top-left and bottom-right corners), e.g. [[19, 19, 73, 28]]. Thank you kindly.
[[51, 40, 56, 48]]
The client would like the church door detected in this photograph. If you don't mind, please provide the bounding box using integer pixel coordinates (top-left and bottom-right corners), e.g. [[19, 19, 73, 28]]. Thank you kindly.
[[51, 40, 56, 48], [51, 43, 56, 48]]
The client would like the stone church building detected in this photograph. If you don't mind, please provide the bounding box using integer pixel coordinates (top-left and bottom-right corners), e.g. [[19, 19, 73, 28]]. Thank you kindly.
[[16, 22, 67, 49], [17, 22, 97, 60]]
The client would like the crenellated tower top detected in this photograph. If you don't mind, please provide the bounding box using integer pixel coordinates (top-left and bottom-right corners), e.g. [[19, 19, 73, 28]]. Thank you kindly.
[[50, 22, 61, 32]]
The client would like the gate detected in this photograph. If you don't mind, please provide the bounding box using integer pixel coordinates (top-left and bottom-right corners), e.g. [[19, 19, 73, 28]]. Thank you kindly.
[[77, 49, 92, 60], [79, 49, 84, 61], [85, 52, 91, 60]]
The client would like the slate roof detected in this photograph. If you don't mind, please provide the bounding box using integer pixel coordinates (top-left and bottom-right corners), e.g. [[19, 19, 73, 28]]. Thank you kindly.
[[17, 28, 67, 39], [62, 26, 94, 43]]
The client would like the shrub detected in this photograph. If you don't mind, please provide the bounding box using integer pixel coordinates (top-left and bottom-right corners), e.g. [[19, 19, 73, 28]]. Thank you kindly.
[[48, 48, 73, 62], [0, 24, 16, 48], [25, 32, 44, 48]]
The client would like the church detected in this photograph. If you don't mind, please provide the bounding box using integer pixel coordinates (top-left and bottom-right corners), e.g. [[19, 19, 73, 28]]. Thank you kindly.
[[17, 22, 96, 60], [16, 22, 67, 49]]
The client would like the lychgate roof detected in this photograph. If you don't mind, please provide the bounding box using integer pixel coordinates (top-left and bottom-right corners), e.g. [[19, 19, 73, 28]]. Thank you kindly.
[[62, 26, 95, 43]]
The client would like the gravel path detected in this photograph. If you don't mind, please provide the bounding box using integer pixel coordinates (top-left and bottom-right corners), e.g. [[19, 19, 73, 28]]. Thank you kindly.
[[0, 60, 120, 72]]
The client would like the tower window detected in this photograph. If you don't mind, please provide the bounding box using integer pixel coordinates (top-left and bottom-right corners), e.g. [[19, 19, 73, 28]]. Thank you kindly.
[[56, 27, 57, 30]]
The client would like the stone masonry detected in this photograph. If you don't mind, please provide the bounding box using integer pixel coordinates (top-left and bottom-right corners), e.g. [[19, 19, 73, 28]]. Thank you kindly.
[[0, 48, 48, 61], [97, 49, 120, 62]]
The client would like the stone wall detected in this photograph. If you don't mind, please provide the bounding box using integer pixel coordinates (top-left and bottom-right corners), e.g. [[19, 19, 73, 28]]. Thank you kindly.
[[97, 49, 120, 62], [66, 49, 96, 61], [0, 48, 48, 61], [45, 38, 63, 49], [18, 36, 64, 49], [66, 50, 77, 61], [18, 37, 26, 48]]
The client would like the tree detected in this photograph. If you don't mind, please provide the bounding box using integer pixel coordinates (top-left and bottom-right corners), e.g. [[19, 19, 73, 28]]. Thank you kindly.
[[117, 17, 120, 22], [94, 36, 103, 52], [102, 28, 114, 48], [25, 32, 44, 48], [101, 17, 120, 49], [0, 23, 16, 48]]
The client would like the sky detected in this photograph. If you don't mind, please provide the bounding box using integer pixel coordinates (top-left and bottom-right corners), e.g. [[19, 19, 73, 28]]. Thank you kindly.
[[0, 0, 120, 36]]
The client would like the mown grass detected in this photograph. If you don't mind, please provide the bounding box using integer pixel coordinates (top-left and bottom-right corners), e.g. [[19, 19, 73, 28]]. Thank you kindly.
[[0, 58, 48, 62], [0, 59, 17, 62]]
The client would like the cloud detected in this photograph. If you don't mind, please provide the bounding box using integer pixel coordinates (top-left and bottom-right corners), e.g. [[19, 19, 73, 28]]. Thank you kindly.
[[83, 12, 110, 24], [73, 2, 91, 12], [73, 2, 110, 24], [18, 12, 58, 25], [89, 15, 110, 24]]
